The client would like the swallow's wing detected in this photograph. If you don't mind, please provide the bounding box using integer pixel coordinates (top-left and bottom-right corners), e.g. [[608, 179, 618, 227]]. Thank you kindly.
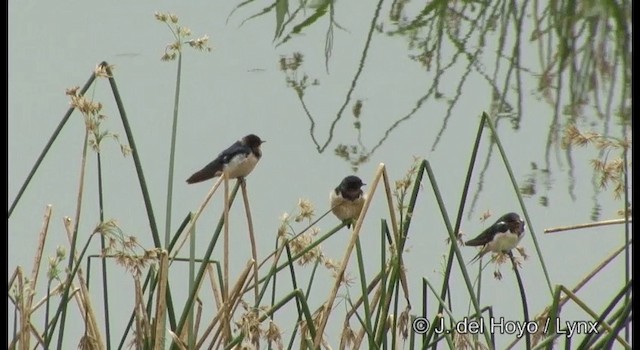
[[186, 141, 249, 184], [465, 221, 509, 246], [217, 141, 251, 164]]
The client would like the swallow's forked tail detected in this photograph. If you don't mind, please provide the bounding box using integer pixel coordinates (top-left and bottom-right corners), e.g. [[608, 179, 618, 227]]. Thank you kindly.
[[186, 162, 220, 184]]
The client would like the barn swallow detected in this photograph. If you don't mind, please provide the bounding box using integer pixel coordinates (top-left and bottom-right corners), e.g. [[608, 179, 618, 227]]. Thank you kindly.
[[465, 212, 525, 264], [330, 176, 367, 228], [186, 134, 265, 184]]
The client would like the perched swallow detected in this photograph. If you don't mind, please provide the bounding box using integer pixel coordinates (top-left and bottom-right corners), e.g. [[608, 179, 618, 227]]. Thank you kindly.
[[330, 176, 367, 228], [465, 212, 525, 264], [186, 134, 265, 184]]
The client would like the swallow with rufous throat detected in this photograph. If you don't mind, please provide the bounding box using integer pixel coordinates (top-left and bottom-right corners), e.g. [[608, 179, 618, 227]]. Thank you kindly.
[[330, 175, 367, 229]]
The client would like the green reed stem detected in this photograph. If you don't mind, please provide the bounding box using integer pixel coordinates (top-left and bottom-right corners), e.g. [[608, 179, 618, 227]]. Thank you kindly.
[[8, 70, 97, 218], [105, 63, 161, 249], [164, 52, 182, 249], [483, 112, 553, 296]]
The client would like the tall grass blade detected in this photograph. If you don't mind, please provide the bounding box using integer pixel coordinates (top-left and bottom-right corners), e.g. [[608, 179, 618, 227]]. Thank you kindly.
[[95, 150, 112, 349], [170, 183, 240, 349], [423, 114, 484, 346], [578, 280, 632, 349], [164, 52, 183, 248], [482, 111, 554, 296], [509, 253, 530, 349], [355, 237, 375, 348], [313, 163, 384, 348], [104, 63, 162, 248], [57, 128, 91, 349], [8, 71, 97, 218], [422, 160, 492, 347]]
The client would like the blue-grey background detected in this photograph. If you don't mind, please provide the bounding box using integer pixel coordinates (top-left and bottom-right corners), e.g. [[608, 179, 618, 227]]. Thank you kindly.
[[9, 0, 631, 348]]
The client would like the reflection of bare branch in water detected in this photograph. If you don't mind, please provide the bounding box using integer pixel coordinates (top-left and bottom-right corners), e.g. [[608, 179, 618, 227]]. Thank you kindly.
[[334, 99, 369, 172], [429, 0, 502, 151], [538, 0, 631, 202], [276, 0, 630, 207], [280, 53, 323, 148], [516, 162, 553, 208], [322, 0, 387, 154], [345, 1, 514, 170]]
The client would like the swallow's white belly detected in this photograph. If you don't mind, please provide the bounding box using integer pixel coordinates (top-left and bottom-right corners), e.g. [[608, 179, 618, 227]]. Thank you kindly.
[[330, 191, 366, 221], [485, 231, 522, 253], [224, 153, 259, 179]]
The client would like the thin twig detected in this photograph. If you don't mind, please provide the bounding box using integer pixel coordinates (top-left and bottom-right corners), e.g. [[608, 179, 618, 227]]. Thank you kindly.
[[240, 181, 260, 305], [195, 260, 254, 349], [57, 129, 90, 348], [63, 219, 105, 350], [505, 240, 632, 349], [544, 218, 632, 234], [169, 176, 224, 265], [20, 205, 53, 349]]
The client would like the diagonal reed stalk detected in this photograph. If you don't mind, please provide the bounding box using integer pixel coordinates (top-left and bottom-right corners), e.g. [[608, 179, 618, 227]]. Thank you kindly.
[[57, 116, 92, 349], [169, 175, 226, 264], [422, 111, 485, 347], [544, 217, 632, 233], [50, 62, 166, 349], [194, 260, 257, 348], [544, 285, 630, 349], [10, 71, 630, 349], [353, 271, 386, 349], [245, 219, 346, 295], [16, 205, 52, 350], [422, 278, 471, 347], [372, 174, 411, 346], [104, 63, 162, 249], [578, 280, 632, 349], [280, 244, 322, 349], [422, 160, 494, 348], [506, 240, 633, 350], [170, 182, 241, 349], [8, 72, 97, 218], [63, 220, 105, 349], [482, 112, 554, 296], [595, 302, 632, 350], [240, 181, 260, 305], [224, 289, 318, 349], [313, 163, 385, 348]]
